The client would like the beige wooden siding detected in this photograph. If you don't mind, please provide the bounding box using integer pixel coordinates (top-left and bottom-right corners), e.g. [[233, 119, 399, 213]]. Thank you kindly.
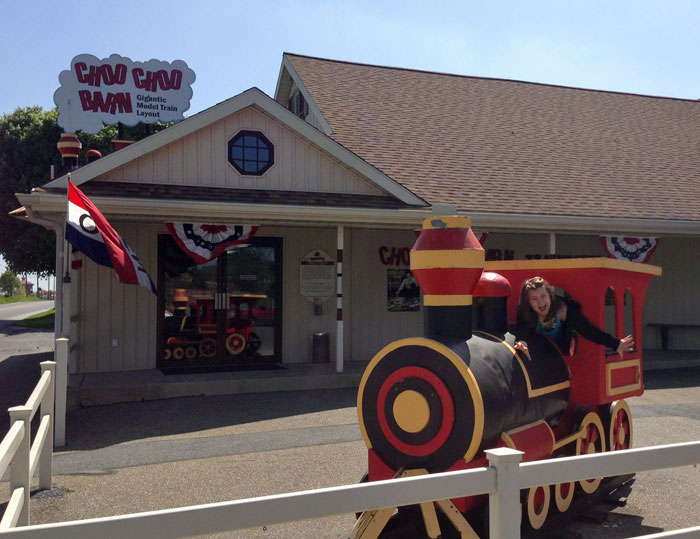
[[260, 226, 338, 364], [99, 105, 383, 196], [76, 222, 159, 373], [345, 228, 423, 363]]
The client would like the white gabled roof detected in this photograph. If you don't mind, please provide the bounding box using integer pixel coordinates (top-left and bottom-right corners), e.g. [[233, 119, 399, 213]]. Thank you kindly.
[[45, 87, 427, 207]]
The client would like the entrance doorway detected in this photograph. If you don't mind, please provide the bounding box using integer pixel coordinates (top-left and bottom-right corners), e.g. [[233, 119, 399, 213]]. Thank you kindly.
[[157, 235, 282, 370]]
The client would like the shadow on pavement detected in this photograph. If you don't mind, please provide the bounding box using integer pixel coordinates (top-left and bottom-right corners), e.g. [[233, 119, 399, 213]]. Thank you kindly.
[[62, 387, 359, 451], [0, 351, 54, 441]]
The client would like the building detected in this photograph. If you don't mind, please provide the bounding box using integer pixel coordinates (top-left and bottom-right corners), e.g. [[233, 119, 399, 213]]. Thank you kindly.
[[13, 53, 700, 379]]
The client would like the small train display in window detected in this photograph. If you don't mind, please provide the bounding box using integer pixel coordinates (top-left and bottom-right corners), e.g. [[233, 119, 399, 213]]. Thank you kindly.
[[163, 291, 265, 361], [352, 216, 661, 538]]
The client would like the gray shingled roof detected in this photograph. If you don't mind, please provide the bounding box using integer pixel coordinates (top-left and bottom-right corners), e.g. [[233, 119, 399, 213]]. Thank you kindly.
[[285, 53, 700, 222]]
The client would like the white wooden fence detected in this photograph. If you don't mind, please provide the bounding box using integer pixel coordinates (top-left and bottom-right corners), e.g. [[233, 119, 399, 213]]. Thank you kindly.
[[0, 438, 698, 538], [0, 362, 55, 530]]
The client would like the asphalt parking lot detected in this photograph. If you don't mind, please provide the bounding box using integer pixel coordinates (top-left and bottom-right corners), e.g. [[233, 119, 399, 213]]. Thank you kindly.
[[1, 324, 699, 538]]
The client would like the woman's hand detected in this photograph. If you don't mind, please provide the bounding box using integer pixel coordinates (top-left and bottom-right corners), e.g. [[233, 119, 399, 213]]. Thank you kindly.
[[514, 340, 532, 361], [617, 335, 634, 356]]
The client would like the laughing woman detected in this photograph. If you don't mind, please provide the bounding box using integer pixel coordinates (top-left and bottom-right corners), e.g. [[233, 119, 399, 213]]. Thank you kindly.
[[513, 276, 634, 359]]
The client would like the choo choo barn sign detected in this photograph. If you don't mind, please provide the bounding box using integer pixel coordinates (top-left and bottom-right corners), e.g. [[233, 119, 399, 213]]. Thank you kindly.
[[54, 54, 196, 134]]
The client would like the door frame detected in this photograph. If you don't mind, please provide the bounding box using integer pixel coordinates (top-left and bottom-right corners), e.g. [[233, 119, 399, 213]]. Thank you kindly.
[[156, 235, 283, 370]]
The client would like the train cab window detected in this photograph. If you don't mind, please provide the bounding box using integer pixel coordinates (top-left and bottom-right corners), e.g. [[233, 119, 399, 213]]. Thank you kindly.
[[604, 287, 616, 340], [624, 289, 634, 342]]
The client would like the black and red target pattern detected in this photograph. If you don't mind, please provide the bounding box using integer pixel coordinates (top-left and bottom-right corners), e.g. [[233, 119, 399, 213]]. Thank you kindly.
[[377, 366, 453, 456], [359, 343, 480, 472]]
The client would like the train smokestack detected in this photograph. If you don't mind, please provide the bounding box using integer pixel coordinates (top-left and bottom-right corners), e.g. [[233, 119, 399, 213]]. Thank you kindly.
[[410, 216, 485, 344]]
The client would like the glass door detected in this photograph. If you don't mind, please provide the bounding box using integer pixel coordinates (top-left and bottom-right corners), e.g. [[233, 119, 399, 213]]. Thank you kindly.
[[158, 235, 282, 370]]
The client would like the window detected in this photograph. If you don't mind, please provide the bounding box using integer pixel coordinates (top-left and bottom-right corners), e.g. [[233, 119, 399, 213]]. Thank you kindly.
[[228, 130, 274, 176]]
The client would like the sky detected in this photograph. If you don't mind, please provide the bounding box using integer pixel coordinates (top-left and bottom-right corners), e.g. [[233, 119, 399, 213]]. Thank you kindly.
[[2, 0, 700, 289]]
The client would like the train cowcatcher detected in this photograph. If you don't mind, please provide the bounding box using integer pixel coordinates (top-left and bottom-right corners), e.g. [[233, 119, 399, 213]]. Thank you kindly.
[[352, 216, 661, 538]]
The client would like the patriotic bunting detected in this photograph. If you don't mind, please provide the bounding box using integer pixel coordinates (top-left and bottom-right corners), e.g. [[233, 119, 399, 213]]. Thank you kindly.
[[166, 222, 259, 264], [600, 236, 660, 263]]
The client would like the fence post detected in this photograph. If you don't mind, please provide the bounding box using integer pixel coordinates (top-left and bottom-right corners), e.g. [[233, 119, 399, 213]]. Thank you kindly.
[[9, 405, 33, 527], [55, 338, 68, 447], [486, 447, 523, 539], [39, 361, 55, 490]]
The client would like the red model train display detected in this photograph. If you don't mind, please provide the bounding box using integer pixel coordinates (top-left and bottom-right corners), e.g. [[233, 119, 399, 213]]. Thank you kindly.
[[353, 216, 661, 538]]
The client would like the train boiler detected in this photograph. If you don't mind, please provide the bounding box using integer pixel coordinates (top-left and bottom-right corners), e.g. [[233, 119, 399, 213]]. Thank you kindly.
[[352, 216, 661, 538]]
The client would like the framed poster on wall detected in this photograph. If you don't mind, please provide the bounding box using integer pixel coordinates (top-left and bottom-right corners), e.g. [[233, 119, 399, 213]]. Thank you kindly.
[[387, 269, 419, 312]]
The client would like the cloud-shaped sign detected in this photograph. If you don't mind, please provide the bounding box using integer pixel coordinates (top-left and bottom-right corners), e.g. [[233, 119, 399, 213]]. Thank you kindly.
[[54, 54, 196, 134]]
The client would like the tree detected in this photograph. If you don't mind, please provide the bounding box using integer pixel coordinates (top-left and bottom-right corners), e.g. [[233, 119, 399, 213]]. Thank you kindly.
[[0, 270, 21, 296], [0, 107, 172, 276]]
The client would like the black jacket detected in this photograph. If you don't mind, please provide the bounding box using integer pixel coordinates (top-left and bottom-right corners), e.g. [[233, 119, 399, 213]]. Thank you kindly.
[[514, 294, 620, 353]]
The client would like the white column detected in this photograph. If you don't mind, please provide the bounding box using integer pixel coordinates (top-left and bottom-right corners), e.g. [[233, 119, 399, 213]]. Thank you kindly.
[[549, 231, 556, 255], [336, 225, 344, 374], [486, 447, 523, 539], [39, 361, 55, 489], [9, 406, 32, 526]]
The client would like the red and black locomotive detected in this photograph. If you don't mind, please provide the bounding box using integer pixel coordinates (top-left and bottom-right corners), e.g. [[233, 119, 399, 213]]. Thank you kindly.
[[353, 216, 661, 537]]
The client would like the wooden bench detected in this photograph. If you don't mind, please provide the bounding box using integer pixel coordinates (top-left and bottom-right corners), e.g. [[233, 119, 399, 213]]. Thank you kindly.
[[647, 323, 700, 351]]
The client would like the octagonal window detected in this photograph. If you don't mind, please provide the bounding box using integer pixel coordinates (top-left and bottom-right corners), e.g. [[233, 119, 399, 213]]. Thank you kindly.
[[228, 130, 274, 176]]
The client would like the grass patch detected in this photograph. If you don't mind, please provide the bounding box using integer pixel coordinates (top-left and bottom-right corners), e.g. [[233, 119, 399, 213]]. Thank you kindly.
[[14, 309, 55, 330], [0, 296, 40, 304]]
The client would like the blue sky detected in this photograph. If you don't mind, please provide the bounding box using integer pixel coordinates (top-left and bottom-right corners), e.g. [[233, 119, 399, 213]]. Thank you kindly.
[[2, 0, 700, 118], [2, 0, 700, 288]]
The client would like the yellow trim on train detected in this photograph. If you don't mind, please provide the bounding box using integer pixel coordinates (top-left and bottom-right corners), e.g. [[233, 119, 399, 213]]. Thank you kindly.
[[485, 257, 661, 275], [473, 331, 571, 398], [420, 216, 471, 230], [357, 337, 485, 464], [423, 294, 473, 306], [411, 249, 485, 270], [606, 358, 642, 396]]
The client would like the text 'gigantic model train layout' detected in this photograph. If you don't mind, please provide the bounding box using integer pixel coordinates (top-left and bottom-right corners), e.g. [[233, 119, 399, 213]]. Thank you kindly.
[[352, 216, 661, 538]]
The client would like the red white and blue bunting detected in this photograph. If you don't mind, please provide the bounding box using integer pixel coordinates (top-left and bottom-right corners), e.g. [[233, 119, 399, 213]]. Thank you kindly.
[[166, 223, 259, 264], [600, 236, 660, 263]]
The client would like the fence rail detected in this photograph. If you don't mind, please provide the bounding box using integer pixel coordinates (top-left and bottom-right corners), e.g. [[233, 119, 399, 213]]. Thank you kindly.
[[0, 361, 55, 530], [0, 439, 698, 539]]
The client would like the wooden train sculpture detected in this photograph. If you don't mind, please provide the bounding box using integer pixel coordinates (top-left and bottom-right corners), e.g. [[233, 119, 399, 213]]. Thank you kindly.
[[353, 216, 661, 538], [163, 292, 265, 361]]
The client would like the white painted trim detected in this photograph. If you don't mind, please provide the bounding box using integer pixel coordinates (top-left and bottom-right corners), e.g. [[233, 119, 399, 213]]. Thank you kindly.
[[336, 224, 344, 374], [17, 192, 700, 235], [275, 55, 333, 135], [44, 88, 426, 207]]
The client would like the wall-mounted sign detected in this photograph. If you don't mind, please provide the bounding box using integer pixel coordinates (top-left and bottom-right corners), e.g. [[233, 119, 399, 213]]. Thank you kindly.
[[300, 250, 335, 302], [54, 53, 196, 134]]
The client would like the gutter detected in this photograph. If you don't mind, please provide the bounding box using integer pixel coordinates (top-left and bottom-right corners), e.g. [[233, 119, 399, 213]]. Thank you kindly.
[[15, 191, 700, 236]]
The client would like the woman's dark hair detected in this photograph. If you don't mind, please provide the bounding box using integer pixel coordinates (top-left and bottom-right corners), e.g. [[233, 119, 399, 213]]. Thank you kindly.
[[517, 276, 558, 327]]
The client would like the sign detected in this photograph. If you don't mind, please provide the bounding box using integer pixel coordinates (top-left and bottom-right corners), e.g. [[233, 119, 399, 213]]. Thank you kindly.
[[300, 250, 335, 301], [54, 53, 196, 134]]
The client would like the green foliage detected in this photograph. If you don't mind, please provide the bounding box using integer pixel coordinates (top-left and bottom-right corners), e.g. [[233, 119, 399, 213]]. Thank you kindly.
[[14, 308, 55, 330], [0, 270, 22, 296], [0, 106, 172, 276]]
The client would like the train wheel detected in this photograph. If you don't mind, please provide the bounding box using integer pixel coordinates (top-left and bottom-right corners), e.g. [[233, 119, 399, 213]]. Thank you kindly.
[[576, 411, 606, 494], [163, 348, 172, 360], [172, 347, 185, 360], [199, 338, 217, 358], [185, 346, 197, 360], [554, 480, 575, 512], [525, 485, 550, 530], [607, 400, 633, 451], [247, 332, 262, 353], [226, 333, 247, 356]]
